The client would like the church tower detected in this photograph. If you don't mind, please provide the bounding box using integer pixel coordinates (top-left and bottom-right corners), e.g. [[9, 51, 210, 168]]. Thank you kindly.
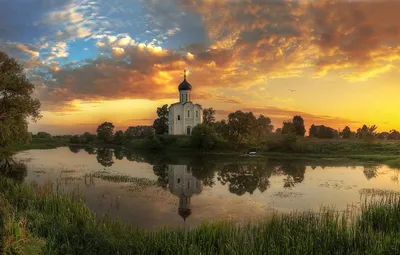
[[178, 70, 192, 103], [168, 165, 203, 223], [168, 70, 203, 135]]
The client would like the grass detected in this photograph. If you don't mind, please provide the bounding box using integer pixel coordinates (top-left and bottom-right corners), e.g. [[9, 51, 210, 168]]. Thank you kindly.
[[1, 176, 400, 254]]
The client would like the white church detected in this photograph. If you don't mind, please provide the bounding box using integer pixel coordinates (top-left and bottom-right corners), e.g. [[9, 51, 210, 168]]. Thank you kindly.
[[168, 70, 202, 135], [168, 165, 203, 222]]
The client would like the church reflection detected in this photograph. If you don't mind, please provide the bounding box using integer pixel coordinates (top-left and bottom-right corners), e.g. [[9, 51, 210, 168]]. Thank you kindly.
[[168, 165, 203, 222]]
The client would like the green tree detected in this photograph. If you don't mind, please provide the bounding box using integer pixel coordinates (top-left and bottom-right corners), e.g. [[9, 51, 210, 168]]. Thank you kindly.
[[203, 108, 216, 125], [309, 124, 317, 137], [292, 115, 306, 136], [70, 135, 82, 144], [113, 130, 124, 144], [387, 130, 400, 140], [153, 104, 169, 135], [282, 121, 295, 135], [0, 51, 41, 148], [252, 115, 274, 147], [356, 125, 368, 139], [96, 122, 115, 143], [341, 126, 352, 139], [214, 120, 229, 138], [36, 132, 51, 138], [227, 111, 256, 150], [82, 132, 95, 143], [190, 124, 217, 154], [362, 125, 378, 144]]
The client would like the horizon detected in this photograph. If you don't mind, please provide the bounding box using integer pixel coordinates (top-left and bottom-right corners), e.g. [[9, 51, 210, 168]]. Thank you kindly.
[[1, 0, 400, 135]]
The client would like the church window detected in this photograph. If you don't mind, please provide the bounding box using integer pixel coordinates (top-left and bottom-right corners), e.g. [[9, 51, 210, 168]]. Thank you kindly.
[[188, 182, 190, 189], [196, 111, 198, 118], [187, 110, 190, 117], [177, 178, 180, 184], [177, 115, 180, 121]]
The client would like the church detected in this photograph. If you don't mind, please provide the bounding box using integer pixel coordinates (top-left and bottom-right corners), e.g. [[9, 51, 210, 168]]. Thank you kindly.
[[168, 70, 202, 135]]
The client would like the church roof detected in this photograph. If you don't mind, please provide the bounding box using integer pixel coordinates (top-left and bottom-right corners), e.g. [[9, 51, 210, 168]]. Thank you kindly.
[[178, 208, 192, 221], [178, 70, 192, 91]]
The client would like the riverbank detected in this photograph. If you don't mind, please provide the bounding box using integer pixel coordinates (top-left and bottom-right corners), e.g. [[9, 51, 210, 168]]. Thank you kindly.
[[3, 137, 400, 167], [0, 176, 399, 254]]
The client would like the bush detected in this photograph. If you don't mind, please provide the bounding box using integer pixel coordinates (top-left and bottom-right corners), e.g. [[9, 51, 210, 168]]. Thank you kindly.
[[190, 124, 217, 153], [148, 136, 164, 150], [69, 135, 82, 144], [283, 134, 297, 151]]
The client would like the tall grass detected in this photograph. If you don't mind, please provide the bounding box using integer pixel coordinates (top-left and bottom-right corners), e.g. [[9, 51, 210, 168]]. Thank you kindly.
[[1, 177, 400, 254]]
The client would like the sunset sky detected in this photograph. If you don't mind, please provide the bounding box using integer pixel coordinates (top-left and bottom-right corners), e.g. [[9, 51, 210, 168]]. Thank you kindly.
[[1, 0, 400, 135]]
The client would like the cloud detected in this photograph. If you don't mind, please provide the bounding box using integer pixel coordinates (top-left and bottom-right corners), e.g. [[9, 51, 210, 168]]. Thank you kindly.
[[3, 0, 400, 116], [309, 0, 400, 80]]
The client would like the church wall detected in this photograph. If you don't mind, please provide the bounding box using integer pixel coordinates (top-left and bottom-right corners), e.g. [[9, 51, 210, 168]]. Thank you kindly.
[[168, 165, 203, 197]]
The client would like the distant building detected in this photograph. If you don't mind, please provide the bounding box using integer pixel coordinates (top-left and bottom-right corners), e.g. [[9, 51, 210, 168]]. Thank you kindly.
[[168, 165, 203, 222], [168, 70, 202, 135]]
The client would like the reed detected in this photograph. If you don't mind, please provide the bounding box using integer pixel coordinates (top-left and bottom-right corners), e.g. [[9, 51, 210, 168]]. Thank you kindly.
[[1, 177, 399, 254]]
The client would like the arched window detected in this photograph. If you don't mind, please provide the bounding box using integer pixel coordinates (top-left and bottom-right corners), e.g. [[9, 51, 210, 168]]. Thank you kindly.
[[196, 111, 198, 118], [187, 126, 191, 135], [177, 115, 180, 121], [187, 110, 190, 117]]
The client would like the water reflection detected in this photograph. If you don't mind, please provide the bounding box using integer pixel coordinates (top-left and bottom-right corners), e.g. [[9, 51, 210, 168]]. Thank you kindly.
[[218, 162, 272, 195], [68, 146, 81, 154], [168, 165, 203, 222], [0, 154, 28, 182], [363, 165, 378, 180], [96, 148, 114, 167], [12, 147, 400, 229]]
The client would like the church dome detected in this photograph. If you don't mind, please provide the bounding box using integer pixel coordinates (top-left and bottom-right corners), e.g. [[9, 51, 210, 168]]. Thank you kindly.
[[178, 208, 192, 221], [178, 70, 192, 91]]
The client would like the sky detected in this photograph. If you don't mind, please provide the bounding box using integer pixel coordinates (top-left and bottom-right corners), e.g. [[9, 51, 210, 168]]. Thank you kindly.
[[1, 0, 400, 135]]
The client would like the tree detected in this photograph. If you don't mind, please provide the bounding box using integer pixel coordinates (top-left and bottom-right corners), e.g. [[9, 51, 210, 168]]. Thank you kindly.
[[214, 120, 229, 138], [124, 126, 154, 139], [227, 111, 256, 149], [282, 121, 295, 135], [292, 116, 306, 136], [275, 128, 282, 134], [70, 135, 82, 144], [96, 122, 115, 143], [356, 125, 368, 139], [309, 124, 317, 137], [190, 124, 217, 154], [362, 125, 378, 144], [252, 115, 274, 147], [387, 130, 400, 140], [153, 104, 169, 135], [0, 51, 41, 148], [36, 132, 51, 138], [82, 132, 95, 143], [203, 108, 216, 125], [341, 126, 352, 139], [310, 125, 339, 139], [113, 130, 124, 144]]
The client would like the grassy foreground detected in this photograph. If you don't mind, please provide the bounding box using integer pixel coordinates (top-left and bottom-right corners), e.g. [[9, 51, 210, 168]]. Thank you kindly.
[[1, 177, 400, 254]]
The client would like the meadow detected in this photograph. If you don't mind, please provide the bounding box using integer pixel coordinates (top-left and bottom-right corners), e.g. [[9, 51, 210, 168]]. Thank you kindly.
[[1, 176, 400, 254]]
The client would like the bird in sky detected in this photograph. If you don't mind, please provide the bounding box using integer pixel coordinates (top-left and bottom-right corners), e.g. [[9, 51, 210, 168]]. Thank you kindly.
[[289, 89, 296, 92]]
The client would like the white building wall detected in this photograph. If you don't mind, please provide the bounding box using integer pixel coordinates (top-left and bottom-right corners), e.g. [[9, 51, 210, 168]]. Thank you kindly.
[[169, 103, 202, 135], [168, 165, 203, 197]]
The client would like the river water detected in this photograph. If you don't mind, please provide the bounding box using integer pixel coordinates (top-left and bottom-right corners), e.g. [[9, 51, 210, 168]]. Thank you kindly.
[[12, 146, 400, 229]]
